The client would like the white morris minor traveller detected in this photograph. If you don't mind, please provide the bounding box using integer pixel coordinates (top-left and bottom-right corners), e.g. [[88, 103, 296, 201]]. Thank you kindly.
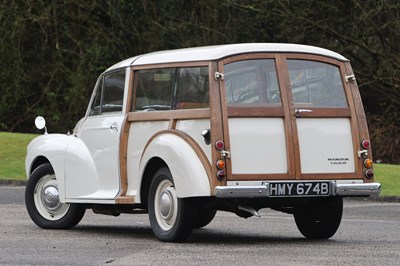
[[25, 43, 381, 242]]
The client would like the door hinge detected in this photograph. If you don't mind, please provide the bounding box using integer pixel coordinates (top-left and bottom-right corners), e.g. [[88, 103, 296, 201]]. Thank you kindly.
[[214, 72, 224, 81], [345, 74, 356, 83], [221, 150, 230, 159]]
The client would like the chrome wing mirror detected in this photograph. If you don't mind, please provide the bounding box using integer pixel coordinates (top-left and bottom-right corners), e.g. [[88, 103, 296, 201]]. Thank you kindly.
[[35, 116, 48, 134]]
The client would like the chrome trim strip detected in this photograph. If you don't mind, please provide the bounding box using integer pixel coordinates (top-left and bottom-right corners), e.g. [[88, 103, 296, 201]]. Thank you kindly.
[[214, 185, 269, 198], [214, 182, 381, 198], [335, 182, 381, 196]]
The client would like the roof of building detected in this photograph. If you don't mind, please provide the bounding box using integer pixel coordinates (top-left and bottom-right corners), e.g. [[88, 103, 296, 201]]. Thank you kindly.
[[106, 43, 348, 71]]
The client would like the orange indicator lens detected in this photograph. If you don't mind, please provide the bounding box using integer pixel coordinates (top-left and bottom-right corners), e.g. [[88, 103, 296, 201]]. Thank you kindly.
[[364, 159, 373, 168], [216, 160, 225, 170]]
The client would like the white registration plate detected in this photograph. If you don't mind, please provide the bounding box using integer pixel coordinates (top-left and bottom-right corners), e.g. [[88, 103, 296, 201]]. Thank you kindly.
[[268, 181, 331, 197]]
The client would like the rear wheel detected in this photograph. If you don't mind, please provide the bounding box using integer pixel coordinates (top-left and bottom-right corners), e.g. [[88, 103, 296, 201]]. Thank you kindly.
[[294, 197, 343, 239], [25, 163, 85, 229], [194, 208, 217, 229], [148, 167, 196, 242]]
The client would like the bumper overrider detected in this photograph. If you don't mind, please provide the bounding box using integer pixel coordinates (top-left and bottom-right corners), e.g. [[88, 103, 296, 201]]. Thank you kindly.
[[214, 182, 381, 198]]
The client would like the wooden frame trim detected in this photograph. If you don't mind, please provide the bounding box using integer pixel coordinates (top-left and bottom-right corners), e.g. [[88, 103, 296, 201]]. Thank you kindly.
[[275, 54, 297, 180], [116, 67, 136, 204], [221, 53, 276, 65], [344, 61, 372, 182], [284, 53, 346, 65], [127, 109, 210, 122], [227, 106, 284, 117], [295, 108, 351, 118]]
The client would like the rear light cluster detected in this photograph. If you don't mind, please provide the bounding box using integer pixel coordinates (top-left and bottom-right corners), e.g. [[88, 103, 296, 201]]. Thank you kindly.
[[215, 140, 226, 180], [361, 139, 374, 179]]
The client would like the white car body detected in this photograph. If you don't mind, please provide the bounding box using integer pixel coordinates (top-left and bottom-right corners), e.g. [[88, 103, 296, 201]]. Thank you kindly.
[[25, 43, 381, 241]]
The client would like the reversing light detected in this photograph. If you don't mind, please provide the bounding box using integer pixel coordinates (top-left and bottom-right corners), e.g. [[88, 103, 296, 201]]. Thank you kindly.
[[361, 139, 370, 149], [364, 159, 373, 168], [217, 170, 225, 180], [365, 169, 374, 179], [216, 160, 225, 170], [215, 140, 224, 150]]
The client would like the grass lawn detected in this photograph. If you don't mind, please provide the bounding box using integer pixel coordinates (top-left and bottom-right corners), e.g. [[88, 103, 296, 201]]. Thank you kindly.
[[374, 163, 400, 197], [0, 132, 38, 180], [0, 132, 399, 196]]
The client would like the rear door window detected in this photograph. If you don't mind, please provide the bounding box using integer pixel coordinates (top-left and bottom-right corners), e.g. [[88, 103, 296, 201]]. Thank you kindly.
[[224, 59, 281, 106], [287, 60, 347, 108]]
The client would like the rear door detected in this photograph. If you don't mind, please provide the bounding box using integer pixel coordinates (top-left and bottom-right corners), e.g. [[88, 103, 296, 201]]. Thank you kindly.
[[285, 55, 357, 179], [219, 54, 359, 182], [218, 54, 295, 182]]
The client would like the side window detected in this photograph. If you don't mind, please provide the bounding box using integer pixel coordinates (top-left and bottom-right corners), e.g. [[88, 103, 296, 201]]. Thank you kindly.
[[89, 69, 125, 116], [90, 77, 103, 116], [102, 70, 125, 113], [135, 68, 175, 111], [287, 60, 347, 107], [174, 67, 209, 109], [224, 59, 281, 106], [134, 66, 210, 111]]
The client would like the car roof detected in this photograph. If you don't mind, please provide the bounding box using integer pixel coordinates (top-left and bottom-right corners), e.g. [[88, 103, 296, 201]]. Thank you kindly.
[[106, 43, 348, 71]]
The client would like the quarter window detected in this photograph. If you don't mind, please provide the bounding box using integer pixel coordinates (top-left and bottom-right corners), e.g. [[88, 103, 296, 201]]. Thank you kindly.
[[134, 66, 209, 111], [287, 60, 347, 107], [174, 67, 209, 109]]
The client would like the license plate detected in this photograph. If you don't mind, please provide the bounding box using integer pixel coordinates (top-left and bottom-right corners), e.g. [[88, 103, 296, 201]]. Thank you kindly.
[[268, 181, 331, 197]]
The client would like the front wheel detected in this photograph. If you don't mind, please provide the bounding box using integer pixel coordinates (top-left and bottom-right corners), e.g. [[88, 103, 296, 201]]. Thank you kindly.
[[148, 167, 196, 242], [25, 163, 85, 229], [294, 197, 343, 239]]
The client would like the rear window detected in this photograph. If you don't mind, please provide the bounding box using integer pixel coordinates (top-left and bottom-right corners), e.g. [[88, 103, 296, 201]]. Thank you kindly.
[[287, 60, 348, 108], [224, 59, 281, 106]]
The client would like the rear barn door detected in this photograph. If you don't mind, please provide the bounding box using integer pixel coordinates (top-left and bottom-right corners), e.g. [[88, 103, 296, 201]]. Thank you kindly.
[[218, 55, 295, 181], [219, 54, 359, 181], [284, 55, 358, 179]]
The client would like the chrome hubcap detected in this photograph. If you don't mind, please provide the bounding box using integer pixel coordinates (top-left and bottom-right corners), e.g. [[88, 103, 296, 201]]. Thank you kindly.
[[159, 190, 173, 219], [42, 185, 60, 211], [34, 174, 70, 221], [154, 179, 178, 231]]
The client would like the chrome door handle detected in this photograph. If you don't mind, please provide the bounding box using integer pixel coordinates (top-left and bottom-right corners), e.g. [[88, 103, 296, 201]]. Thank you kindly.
[[295, 108, 312, 117], [110, 122, 118, 131]]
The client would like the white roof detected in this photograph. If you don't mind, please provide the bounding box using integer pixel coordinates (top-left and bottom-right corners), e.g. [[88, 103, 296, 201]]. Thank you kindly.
[[106, 43, 348, 71]]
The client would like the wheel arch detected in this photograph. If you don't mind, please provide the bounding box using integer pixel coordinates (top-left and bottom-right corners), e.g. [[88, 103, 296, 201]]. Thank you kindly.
[[140, 157, 168, 208], [29, 156, 51, 175], [138, 131, 212, 202]]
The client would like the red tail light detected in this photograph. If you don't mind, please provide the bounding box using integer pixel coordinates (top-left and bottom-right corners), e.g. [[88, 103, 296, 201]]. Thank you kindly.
[[215, 140, 224, 150], [361, 139, 370, 149]]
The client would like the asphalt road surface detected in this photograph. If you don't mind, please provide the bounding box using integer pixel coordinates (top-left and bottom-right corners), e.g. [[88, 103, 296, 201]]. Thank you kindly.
[[1, 187, 399, 265]]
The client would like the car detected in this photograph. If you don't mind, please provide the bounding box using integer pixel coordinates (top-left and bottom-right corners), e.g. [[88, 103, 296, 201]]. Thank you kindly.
[[25, 43, 381, 242]]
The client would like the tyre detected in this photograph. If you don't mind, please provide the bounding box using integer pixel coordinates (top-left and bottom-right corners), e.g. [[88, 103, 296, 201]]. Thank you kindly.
[[25, 163, 85, 229], [294, 197, 343, 239], [148, 167, 196, 242], [194, 208, 217, 229]]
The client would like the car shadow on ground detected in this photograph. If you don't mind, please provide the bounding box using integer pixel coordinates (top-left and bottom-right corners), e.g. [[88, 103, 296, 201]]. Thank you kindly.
[[71, 223, 336, 245]]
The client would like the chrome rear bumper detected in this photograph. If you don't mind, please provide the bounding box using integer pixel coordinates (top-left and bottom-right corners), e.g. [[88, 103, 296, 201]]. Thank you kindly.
[[214, 182, 381, 198]]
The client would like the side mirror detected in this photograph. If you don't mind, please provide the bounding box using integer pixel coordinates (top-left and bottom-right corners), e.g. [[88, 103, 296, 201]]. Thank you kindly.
[[35, 116, 48, 134]]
